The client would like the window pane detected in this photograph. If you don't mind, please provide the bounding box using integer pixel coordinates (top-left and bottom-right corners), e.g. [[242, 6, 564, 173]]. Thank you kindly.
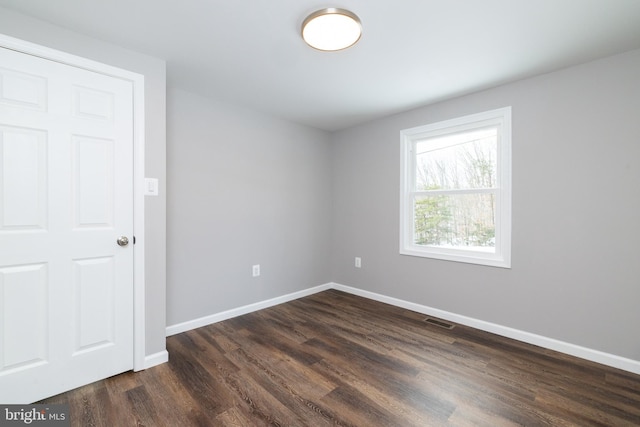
[[414, 192, 496, 250], [415, 127, 497, 191]]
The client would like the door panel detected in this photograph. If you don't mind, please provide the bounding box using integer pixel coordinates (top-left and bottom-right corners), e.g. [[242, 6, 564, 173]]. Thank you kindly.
[[72, 135, 114, 227], [73, 85, 114, 121], [1, 126, 47, 230], [72, 257, 115, 354], [0, 46, 134, 403], [0, 263, 48, 372], [0, 67, 47, 111]]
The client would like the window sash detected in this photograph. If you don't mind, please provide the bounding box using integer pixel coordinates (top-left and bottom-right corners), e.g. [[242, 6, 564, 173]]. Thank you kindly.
[[413, 127, 499, 192], [410, 191, 499, 250], [411, 188, 497, 196]]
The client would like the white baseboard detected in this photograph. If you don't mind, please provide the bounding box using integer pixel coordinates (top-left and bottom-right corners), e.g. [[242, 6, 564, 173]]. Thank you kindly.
[[164, 281, 640, 375], [330, 282, 640, 375], [142, 350, 169, 370], [165, 283, 332, 336]]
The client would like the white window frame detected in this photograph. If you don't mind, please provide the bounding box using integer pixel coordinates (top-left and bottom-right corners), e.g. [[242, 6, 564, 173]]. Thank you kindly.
[[400, 107, 512, 268]]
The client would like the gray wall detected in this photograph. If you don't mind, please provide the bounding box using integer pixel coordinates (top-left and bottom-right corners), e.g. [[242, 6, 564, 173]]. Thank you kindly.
[[166, 89, 332, 325], [0, 7, 168, 357], [330, 49, 640, 361]]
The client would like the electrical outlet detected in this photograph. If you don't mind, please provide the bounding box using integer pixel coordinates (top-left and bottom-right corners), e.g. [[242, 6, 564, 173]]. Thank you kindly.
[[355, 257, 361, 268], [252, 264, 260, 277]]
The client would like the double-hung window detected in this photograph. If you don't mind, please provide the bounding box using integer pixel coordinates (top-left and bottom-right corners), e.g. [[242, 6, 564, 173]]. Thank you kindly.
[[400, 107, 511, 268]]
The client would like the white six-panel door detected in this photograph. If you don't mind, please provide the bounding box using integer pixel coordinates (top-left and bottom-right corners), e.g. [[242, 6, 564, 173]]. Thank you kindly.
[[0, 46, 134, 403]]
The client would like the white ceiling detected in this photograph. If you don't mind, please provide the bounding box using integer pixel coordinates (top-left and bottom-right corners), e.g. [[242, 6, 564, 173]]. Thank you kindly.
[[1, 0, 640, 131]]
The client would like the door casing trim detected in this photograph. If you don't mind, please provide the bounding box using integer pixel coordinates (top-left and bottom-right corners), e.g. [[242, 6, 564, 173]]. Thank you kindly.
[[0, 33, 147, 371]]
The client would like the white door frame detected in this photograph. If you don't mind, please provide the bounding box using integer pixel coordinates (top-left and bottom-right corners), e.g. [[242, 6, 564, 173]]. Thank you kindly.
[[0, 33, 147, 371]]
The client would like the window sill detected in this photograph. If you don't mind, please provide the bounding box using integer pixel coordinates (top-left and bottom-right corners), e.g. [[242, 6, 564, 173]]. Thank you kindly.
[[400, 246, 511, 268]]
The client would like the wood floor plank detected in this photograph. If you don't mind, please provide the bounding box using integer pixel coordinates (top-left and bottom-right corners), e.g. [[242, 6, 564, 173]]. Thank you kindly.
[[223, 345, 342, 426], [136, 362, 212, 426], [40, 289, 640, 426], [311, 358, 444, 426], [215, 406, 262, 427]]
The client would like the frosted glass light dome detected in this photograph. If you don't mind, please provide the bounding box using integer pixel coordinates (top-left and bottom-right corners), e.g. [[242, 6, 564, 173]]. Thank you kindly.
[[302, 8, 362, 51]]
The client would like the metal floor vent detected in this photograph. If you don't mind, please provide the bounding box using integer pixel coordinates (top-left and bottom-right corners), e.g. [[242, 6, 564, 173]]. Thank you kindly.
[[423, 317, 455, 329]]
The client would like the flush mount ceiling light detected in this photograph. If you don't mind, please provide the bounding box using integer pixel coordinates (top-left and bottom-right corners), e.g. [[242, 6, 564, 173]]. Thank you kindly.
[[301, 8, 362, 51]]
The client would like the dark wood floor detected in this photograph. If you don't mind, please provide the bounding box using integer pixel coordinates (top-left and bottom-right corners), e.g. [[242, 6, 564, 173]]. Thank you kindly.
[[42, 290, 640, 426]]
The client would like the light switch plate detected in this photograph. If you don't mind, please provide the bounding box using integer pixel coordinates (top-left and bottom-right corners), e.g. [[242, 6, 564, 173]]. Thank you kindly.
[[144, 178, 159, 196]]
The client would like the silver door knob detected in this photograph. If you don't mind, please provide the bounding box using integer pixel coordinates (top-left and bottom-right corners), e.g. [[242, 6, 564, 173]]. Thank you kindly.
[[117, 236, 129, 247]]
